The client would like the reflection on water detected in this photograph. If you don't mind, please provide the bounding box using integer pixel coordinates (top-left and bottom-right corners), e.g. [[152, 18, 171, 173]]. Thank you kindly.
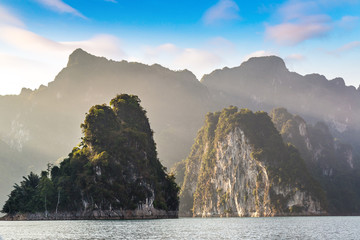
[[0, 216, 359, 239]]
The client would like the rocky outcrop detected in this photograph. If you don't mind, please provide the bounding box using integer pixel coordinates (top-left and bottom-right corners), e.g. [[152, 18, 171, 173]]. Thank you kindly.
[[179, 107, 326, 217]]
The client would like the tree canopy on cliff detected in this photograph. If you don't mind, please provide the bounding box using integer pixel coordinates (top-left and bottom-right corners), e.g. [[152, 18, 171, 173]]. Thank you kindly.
[[2, 94, 179, 214]]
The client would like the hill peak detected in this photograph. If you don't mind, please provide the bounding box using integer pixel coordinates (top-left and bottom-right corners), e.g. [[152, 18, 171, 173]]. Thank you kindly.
[[67, 48, 104, 67], [242, 55, 288, 72]]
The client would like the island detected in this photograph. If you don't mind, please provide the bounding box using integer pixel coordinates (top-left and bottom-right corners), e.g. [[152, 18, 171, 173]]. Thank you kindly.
[[1, 94, 179, 220]]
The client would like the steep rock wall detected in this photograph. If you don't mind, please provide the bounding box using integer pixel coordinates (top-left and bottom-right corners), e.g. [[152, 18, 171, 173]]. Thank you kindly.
[[180, 107, 326, 217]]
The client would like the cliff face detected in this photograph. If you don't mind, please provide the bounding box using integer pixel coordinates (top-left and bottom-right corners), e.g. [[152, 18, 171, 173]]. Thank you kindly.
[[180, 107, 326, 217]]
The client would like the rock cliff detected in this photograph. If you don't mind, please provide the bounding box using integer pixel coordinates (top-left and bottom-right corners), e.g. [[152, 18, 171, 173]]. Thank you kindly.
[[179, 107, 326, 217]]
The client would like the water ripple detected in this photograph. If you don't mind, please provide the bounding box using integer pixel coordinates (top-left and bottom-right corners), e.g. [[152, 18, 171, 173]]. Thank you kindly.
[[0, 216, 359, 240]]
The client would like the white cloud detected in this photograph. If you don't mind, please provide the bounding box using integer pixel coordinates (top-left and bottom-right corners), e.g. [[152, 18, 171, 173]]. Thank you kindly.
[[285, 53, 305, 61], [339, 15, 359, 24], [0, 25, 64, 53], [0, 21, 125, 95], [266, 18, 331, 45], [139, 37, 243, 78], [175, 48, 222, 74], [61, 35, 126, 60], [337, 41, 360, 52], [0, 53, 55, 95], [207, 37, 236, 55], [0, 8, 231, 94], [243, 50, 274, 61], [0, 6, 24, 27], [203, 0, 240, 25], [266, 0, 333, 45], [144, 43, 179, 58], [283, 53, 307, 73], [267, 0, 360, 45], [328, 41, 360, 55], [139, 43, 224, 79], [34, 0, 85, 18], [0, 24, 125, 58], [337, 16, 359, 29], [278, 0, 318, 21]]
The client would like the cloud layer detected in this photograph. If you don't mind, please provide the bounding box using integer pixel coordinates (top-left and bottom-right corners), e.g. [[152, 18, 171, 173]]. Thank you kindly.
[[141, 42, 224, 79], [327, 41, 360, 56], [203, 0, 240, 25], [243, 50, 274, 61], [0, 5, 232, 94], [266, 16, 331, 45], [265, 0, 335, 45], [1, 1, 359, 94], [0, 5, 124, 94], [34, 0, 85, 18], [0, 6, 24, 27]]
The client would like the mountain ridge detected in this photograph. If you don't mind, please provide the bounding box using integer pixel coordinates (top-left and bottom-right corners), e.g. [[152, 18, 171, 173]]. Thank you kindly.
[[1, 49, 359, 214]]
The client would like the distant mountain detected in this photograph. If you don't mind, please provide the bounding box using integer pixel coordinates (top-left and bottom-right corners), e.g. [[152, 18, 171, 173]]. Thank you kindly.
[[270, 108, 360, 214], [1, 50, 360, 213], [178, 107, 326, 217], [2, 94, 179, 220], [201, 56, 360, 150]]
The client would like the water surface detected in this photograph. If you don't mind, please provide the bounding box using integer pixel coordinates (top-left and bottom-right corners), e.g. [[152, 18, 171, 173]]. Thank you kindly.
[[0, 216, 359, 239]]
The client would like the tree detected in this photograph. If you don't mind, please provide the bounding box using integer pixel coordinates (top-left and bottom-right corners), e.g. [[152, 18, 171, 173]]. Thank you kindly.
[[39, 171, 55, 216]]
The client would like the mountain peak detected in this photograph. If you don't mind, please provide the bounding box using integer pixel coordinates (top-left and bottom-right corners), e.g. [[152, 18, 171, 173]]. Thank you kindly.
[[242, 55, 288, 73], [67, 48, 103, 67], [330, 77, 345, 87]]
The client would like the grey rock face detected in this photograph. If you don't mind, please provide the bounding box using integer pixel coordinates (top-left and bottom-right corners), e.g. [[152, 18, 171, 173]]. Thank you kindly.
[[180, 108, 326, 217]]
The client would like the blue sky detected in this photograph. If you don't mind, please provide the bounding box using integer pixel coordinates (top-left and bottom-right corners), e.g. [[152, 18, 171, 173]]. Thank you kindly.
[[0, 0, 359, 95]]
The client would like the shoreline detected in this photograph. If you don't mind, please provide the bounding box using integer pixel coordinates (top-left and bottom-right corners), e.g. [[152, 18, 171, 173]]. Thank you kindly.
[[0, 209, 178, 221]]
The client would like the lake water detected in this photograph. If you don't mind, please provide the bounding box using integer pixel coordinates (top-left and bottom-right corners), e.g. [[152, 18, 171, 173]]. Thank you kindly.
[[0, 216, 359, 239]]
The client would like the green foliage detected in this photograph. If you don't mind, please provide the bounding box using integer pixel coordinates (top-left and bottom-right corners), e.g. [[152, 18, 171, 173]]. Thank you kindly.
[[2, 172, 42, 214], [2, 94, 179, 214]]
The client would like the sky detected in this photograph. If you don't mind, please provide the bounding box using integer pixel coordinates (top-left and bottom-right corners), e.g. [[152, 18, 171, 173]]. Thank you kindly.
[[0, 0, 359, 95]]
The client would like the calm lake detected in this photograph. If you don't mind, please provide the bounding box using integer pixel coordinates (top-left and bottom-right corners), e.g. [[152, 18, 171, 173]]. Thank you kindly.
[[0, 216, 359, 239]]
